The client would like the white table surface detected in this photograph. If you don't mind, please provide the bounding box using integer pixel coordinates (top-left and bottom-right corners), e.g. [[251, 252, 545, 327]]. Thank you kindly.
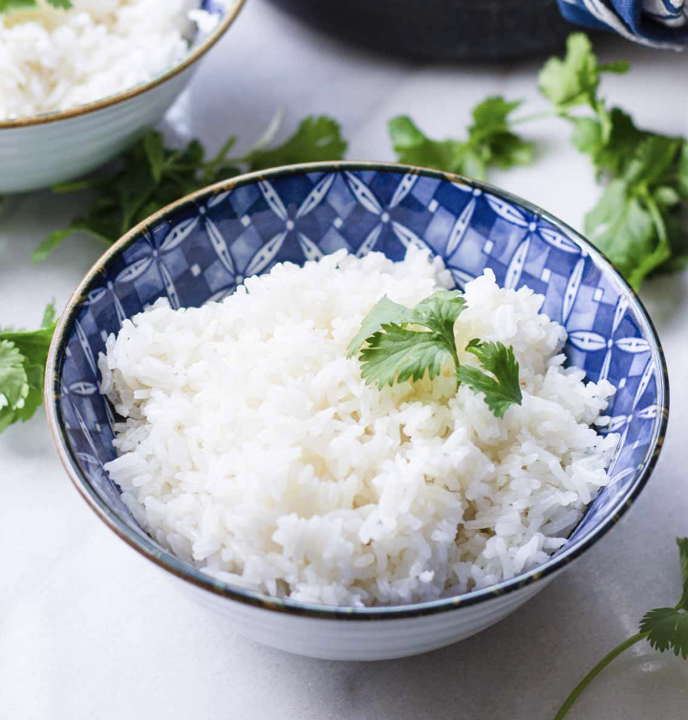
[[2, 2, 688, 718]]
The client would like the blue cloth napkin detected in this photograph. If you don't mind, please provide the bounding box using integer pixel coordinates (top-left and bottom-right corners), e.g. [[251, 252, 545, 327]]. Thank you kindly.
[[558, 0, 688, 48]]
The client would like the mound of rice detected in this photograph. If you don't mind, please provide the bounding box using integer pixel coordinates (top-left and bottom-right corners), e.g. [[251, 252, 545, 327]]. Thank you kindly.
[[0, 0, 212, 119], [100, 249, 619, 607]]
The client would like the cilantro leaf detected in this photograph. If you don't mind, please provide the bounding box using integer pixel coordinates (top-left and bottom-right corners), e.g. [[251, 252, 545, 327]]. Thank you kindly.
[[0, 0, 37, 10], [583, 136, 683, 288], [243, 116, 347, 171], [41, 300, 57, 328], [388, 97, 532, 181], [455, 339, 522, 418], [538, 33, 627, 114], [640, 609, 688, 659], [678, 142, 688, 199], [584, 180, 656, 287], [624, 135, 681, 188], [0, 340, 29, 413], [0, 0, 71, 10], [35, 116, 347, 260], [353, 290, 466, 387], [346, 295, 415, 358], [412, 290, 466, 352], [360, 324, 454, 389], [388, 116, 464, 173], [572, 109, 646, 177], [464, 97, 534, 179], [144, 132, 166, 183], [0, 303, 58, 433]]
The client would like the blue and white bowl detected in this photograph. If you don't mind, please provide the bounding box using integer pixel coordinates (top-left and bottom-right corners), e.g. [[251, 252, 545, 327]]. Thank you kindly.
[[46, 162, 668, 660], [0, 0, 245, 194]]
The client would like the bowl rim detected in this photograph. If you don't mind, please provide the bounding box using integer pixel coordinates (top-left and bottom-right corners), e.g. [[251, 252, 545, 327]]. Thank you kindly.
[[45, 160, 670, 621], [0, 0, 246, 130]]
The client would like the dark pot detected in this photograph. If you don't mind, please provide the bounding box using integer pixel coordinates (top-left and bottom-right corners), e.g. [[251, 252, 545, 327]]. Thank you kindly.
[[267, 0, 572, 61]]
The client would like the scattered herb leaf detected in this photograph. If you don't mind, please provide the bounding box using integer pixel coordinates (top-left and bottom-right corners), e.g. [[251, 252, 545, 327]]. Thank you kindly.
[[360, 323, 457, 389], [538, 34, 688, 289], [0, 302, 57, 433], [34, 115, 347, 261], [389, 96, 533, 181]]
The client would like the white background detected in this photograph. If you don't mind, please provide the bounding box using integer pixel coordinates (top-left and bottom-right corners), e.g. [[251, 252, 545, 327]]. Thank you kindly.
[[2, 2, 688, 718]]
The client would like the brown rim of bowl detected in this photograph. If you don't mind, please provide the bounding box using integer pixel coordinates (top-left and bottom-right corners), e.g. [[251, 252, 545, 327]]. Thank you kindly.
[[45, 160, 669, 621], [0, 0, 246, 130]]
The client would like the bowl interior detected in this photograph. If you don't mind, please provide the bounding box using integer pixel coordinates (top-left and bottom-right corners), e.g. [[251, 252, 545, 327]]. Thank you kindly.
[[52, 165, 666, 603]]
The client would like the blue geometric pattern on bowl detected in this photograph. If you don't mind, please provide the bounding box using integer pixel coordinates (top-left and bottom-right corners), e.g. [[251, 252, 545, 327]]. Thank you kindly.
[[54, 165, 667, 579]]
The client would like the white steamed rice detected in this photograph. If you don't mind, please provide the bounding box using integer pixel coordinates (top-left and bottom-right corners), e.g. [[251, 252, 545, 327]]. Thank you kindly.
[[99, 249, 619, 607], [0, 0, 213, 120]]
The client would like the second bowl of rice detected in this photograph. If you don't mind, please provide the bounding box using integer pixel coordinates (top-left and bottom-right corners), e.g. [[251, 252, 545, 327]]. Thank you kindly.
[[0, 0, 245, 193]]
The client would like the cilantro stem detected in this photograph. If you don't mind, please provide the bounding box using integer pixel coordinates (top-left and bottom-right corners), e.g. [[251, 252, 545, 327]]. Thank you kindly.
[[202, 135, 238, 183], [552, 631, 649, 720]]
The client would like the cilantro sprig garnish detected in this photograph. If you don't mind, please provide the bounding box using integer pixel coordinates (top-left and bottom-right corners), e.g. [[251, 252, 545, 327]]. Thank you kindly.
[[34, 115, 346, 261], [348, 290, 522, 418], [553, 537, 688, 719], [0, 303, 57, 433], [0, 0, 71, 12]]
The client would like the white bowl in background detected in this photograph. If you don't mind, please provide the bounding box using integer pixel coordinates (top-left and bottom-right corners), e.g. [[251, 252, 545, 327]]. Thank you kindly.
[[0, 0, 245, 195]]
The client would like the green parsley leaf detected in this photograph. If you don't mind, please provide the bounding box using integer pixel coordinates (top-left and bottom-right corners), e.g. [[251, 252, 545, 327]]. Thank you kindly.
[[360, 324, 455, 389], [623, 135, 681, 188], [0, 340, 29, 413], [0, 0, 71, 10], [243, 116, 347, 171], [388, 96, 532, 181], [464, 97, 534, 178], [354, 290, 466, 387], [388, 116, 464, 173], [0, 0, 32, 10], [640, 608, 688, 659], [456, 339, 522, 418], [584, 180, 656, 287], [572, 109, 646, 177], [345, 295, 416, 358], [35, 116, 347, 260], [0, 303, 58, 433], [538, 33, 627, 114], [678, 142, 688, 199], [412, 290, 466, 348], [582, 135, 683, 288], [144, 132, 166, 183], [41, 300, 57, 328]]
